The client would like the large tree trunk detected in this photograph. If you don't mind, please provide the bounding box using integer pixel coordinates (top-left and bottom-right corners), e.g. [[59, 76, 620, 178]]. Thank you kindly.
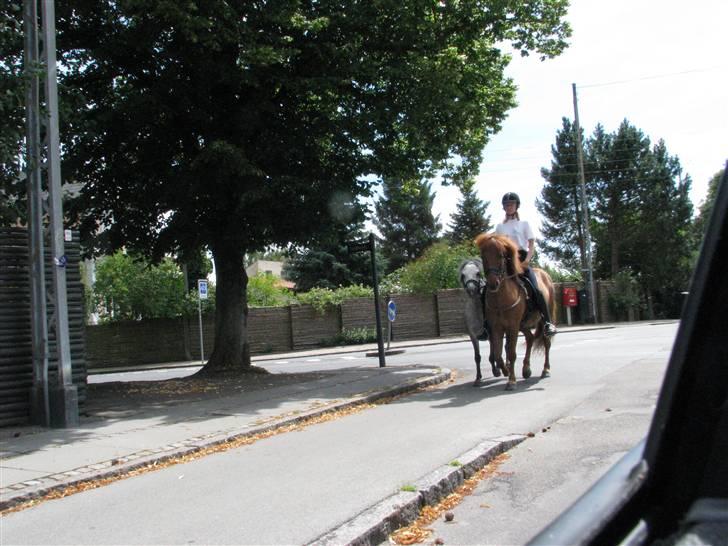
[[199, 241, 253, 374]]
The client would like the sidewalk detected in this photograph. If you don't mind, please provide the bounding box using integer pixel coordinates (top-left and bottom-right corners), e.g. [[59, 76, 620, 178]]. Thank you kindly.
[[0, 354, 449, 515]]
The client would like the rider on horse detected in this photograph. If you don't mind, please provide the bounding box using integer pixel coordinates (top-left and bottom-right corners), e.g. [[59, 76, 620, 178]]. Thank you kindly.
[[478, 192, 557, 340]]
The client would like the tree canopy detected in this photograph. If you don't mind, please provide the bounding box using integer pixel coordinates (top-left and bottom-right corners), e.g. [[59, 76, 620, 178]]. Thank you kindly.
[[18, 0, 571, 372]]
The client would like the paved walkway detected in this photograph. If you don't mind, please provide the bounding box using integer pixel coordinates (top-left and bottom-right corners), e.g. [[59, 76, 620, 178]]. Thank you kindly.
[[0, 341, 450, 514]]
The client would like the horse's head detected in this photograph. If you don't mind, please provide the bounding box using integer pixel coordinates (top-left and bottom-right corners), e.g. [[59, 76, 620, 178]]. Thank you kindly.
[[459, 259, 483, 298], [473, 232, 522, 290]]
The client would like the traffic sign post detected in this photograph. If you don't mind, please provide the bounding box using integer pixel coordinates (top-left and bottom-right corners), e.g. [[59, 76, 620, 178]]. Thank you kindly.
[[347, 233, 385, 367], [197, 280, 208, 364]]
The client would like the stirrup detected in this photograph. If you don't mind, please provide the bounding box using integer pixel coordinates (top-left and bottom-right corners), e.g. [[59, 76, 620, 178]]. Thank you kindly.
[[543, 322, 557, 337]]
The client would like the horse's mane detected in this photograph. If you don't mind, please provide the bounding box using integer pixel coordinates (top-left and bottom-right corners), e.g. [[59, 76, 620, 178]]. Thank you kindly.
[[473, 232, 523, 276]]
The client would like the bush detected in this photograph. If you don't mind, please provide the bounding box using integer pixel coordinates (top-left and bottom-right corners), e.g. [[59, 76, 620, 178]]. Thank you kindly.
[[381, 242, 476, 295], [320, 327, 378, 347], [247, 274, 296, 307], [608, 269, 642, 318], [296, 284, 373, 314], [93, 252, 188, 321]]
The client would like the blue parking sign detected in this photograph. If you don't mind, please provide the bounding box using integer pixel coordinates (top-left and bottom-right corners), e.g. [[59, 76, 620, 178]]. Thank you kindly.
[[198, 279, 208, 299]]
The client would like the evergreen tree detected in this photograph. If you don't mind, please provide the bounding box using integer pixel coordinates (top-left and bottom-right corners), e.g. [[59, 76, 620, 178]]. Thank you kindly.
[[374, 177, 442, 273], [589, 120, 652, 277], [537, 117, 592, 270], [539, 119, 695, 318], [693, 168, 724, 241], [629, 140, 693, 317], [282, 220, 384, 292], [445, 181, 491, 244]]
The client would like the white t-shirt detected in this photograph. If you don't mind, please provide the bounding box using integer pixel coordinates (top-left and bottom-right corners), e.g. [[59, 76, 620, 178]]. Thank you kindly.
[[495, 219, 534, 251]]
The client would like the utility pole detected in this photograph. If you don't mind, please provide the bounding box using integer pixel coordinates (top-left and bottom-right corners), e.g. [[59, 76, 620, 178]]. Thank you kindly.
[[572, 83, 598, 323], [24, 0, 50, 427], [23, 0, 79, 427]]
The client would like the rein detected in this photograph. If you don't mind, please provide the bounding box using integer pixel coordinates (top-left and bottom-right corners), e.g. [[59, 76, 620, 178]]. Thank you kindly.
[[484, 253, 525, 311]]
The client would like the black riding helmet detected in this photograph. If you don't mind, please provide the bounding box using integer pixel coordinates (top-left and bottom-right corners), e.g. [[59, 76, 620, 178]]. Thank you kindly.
[[502, 192, 520, 208]]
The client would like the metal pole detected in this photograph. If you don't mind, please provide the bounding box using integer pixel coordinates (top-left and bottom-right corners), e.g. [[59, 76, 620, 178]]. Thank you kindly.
[[24, 0, 50, 427], [369, 233, 386, 367], [572, 83, 599, 323], [198, 294, 205, 364], [41, 0, 78, 426]]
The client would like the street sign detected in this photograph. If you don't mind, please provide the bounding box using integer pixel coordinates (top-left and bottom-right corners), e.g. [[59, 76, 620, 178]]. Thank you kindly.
[[347, 239, 372, 253], [198, 279, 209, 299], [387, 300, 396, 322]]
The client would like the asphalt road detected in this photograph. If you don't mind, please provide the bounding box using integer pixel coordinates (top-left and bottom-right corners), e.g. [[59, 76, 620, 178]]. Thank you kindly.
[[2, 322, 677, 545]]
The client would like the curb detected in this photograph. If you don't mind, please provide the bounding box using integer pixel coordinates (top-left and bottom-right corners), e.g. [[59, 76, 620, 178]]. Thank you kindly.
[[0, 369, 452, 513], [310, 434, 527, 546]]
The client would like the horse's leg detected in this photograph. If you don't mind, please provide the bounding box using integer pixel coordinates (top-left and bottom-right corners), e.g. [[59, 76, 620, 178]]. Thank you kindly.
[[489, 344, 500, 377], [504, 329, 518, 390], [521, 326, 533, 379], [490, 326, 506, 381], [542, 334, 552, 378], [470, 335, 483, 386], [488, 329, 500, 377]]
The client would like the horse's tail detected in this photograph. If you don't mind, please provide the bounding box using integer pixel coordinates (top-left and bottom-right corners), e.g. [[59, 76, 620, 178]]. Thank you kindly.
[[534, 331, 546, 353]]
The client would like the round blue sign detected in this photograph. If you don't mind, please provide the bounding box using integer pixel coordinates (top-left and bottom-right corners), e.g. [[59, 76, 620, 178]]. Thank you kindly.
[[387, 300, 396, 322]]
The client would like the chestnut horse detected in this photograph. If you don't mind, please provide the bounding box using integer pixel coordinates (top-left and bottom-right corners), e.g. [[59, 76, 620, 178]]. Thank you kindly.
[[474, 232, 556, 390]]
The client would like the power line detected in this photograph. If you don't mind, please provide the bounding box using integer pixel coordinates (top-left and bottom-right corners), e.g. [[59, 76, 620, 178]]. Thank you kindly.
[[577, 66, 727, 89]]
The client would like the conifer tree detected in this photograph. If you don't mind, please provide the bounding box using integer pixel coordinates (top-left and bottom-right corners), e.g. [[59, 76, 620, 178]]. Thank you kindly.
[[445, 181, 491, 245], [374, 178, 441, 273], [537, 117, 592, 270], [540, 118, 695, 318]]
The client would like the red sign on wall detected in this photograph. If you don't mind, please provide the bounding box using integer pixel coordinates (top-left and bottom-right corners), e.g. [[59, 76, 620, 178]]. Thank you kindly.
[[562, 287, 578, 307]]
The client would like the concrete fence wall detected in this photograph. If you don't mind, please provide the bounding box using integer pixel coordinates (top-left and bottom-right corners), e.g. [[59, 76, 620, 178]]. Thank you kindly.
[[0, 228, 87, 427], [85, 281, 610, 370]]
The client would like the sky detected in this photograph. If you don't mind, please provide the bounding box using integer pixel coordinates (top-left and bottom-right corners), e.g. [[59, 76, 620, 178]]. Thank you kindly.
[[433, 0, 728, 238]]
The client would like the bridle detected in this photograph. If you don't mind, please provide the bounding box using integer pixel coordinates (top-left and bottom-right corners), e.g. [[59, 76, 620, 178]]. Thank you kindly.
[[483, 252, 524, 311], [484, 254, 518, 292]]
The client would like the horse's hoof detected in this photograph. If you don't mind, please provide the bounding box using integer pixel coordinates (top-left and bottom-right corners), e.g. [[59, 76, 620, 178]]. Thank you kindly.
[[541, 370, 551, 378], [505, 382, 516, 391], [492, 367, 501, 378], [473, 379, 483, 387], [522, 368, 532, 379]]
